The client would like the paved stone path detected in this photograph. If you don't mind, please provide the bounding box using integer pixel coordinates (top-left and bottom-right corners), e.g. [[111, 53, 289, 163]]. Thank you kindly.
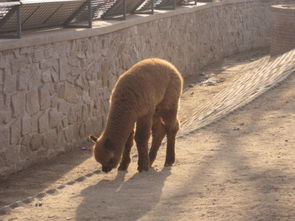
[[181, 49, 295, 135]]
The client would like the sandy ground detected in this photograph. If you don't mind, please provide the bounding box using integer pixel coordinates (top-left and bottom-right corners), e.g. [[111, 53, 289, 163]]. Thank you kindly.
[[0, 49, 295, 221]]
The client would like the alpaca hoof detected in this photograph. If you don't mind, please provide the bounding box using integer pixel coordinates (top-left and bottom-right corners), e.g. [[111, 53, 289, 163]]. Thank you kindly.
[[164, 162, 174, 167], [137, 166, 149, 172]]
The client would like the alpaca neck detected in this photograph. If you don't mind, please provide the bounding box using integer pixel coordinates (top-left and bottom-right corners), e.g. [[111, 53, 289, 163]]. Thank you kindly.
[[103, 107, 136, 147]]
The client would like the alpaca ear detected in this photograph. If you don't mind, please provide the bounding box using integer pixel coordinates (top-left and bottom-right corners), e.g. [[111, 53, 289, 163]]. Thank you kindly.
[[89, 135, 98, 143], [104, 138, 115, 151]]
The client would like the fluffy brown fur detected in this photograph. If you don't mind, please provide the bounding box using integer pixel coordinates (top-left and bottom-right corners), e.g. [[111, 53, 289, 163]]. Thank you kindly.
[[90, 58, 183, 173]]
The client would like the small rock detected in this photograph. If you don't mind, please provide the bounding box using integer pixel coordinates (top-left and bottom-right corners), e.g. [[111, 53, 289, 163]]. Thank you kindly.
[[36, 192, 46, 199], [35, 202, 42, 207], [66, 181, 76, 185], [23, 197, 34, 204], [57, 185, 65, 189], [46, 189, 57, 194], [75, 176, 85, 182]]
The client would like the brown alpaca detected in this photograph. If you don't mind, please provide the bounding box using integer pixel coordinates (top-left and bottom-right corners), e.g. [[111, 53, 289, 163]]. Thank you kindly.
[[89, 58, 183, 173]]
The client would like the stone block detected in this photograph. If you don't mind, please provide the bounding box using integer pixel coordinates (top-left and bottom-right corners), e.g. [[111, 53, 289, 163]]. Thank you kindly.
[[40, 59, 59, 82], [50, 97, 58, 109], [3, 73, 17, 94], [22, 113, 32, 136], [18, 145, 32, 169], [58, 81, 79, 104], [74, 104, 83, 122], [21, 134, 32, 147], [57, 100, 70, 114], [59, 57, 71, 81], [81, 104, 89, 121], [64, 125, 74, 143], [11, 57, 31, 75], [41, 69, 52, 83], [57, 130, 67, 149], [75, 75, 84, 89], [38, 111, 49, 133], [30, 114, 39, 133], [10, 118, 21, 145], [0, 111, 11, 125], [20, 47, 34, 55], [32, 48, 45, 63], [0, 151, 9, 176], [70, 67, 82, 78], [17, 72, 29, 91], [68, 56, 81, 69], [89, 81, 99, 98], [0, 126, 10, 148], [0, 68, 4, 85], [39, 84, 51, 111], [85, 64, 96, 80], [51, 69, 59, 83], [67, 107, 77, 125], [0, 94, 5, 110], [11, 92, 25, 117], [49, 109, 63, 129], [72, 124, 80, 141], [0, 53, 8, 68], [43, 129, 58, 149], [28, 64, 41, 90], [85, 118, 96, 137], [26, 89, 40, 115], [30, 134, 43, 151], [79, 123, 86, 137], [40, 59, 50, 70], [58, 117, 67, 130]]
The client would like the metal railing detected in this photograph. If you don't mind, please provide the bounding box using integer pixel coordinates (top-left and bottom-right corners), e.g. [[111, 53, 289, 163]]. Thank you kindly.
[[0, 0, 197, 38]]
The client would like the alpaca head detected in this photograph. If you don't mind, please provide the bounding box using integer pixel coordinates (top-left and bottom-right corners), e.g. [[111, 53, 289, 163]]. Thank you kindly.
[[89, 135, 120, 173]]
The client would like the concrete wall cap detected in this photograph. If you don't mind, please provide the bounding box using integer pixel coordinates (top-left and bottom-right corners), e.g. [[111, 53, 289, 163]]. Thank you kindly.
[[0, 0, 255, 51]]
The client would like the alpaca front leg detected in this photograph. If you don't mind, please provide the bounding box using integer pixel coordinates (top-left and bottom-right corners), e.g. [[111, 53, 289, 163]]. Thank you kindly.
[[118, 130, 134, 171], [149, 114, 166, 167], [135, 115, 153, 172], [163, 108, 179, 167]]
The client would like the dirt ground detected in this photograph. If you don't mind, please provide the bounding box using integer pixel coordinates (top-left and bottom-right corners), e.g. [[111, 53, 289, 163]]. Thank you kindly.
[[0, 49, 295, 221]]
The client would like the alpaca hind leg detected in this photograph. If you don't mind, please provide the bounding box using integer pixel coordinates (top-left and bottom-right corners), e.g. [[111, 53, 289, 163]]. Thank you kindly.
[[149, 114, 166, 167], [118, 130, 134, 171], [135, 114, 153, 172], [162, 108, 179, 167]]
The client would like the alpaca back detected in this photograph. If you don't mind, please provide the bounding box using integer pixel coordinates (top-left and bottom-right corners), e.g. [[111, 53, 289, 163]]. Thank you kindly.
[[110, 58, 183, 118]]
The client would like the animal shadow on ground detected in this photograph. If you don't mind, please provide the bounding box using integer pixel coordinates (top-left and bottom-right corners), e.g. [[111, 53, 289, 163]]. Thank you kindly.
[[76, 168, 171, 221]]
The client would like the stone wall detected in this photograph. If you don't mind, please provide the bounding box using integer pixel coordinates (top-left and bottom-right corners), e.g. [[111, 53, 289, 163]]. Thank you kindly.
[[270, 4, 295, 56], [0, 0, 283, 177]]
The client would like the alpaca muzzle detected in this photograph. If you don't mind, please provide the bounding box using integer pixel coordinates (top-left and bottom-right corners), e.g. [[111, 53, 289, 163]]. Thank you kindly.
[[102, 166, 112, 173]]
